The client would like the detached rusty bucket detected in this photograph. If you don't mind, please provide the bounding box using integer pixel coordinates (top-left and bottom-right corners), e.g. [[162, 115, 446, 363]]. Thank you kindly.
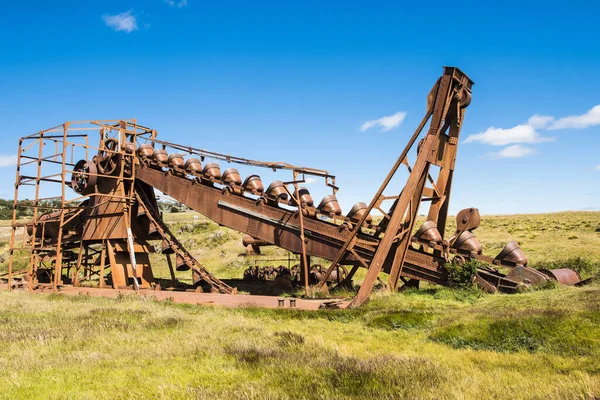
[[540, 268, 581, 286]]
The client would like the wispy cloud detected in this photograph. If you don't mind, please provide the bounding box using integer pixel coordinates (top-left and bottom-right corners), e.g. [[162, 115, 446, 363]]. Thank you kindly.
[[487, 145, 536, 159], [596, 164, 600, 171], [527, 114, 554, 129], [464, 112, 559, 160], [304, 177, 318, 185], [548, 105, 600, 130], [166, 0, 188, 7], [102, 11, 138, 33], [464, 123, 553, 146], [465, 104, 600, 162], [0, 154, 17, 168], [360, 111, 407, 132]]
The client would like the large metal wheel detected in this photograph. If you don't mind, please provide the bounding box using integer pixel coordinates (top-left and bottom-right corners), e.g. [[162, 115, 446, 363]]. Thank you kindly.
[[71, 159, 98, 195], [97, 138, 121, 175]]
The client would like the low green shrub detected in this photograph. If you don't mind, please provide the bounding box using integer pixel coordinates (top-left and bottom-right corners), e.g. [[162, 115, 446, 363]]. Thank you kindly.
[[444, 259, 483, 288]]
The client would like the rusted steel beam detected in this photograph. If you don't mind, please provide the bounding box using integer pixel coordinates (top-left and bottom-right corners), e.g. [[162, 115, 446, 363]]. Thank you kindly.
[[134, 165, 450, 284]]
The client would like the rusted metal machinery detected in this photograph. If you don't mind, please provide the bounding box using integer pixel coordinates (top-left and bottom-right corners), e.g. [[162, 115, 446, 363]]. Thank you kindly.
[[243, 263, 348, 285], [5, 67, 580, 308]]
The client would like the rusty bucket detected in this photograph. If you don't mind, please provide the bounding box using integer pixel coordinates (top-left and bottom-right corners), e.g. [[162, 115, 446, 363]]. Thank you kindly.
[[153, 149, 168, 164], [540, 268, 581, 286], [202, 163, 222, 180], [415, 221, 442, 243], [122, 142, 135, 154], [147, 222, 159, 237], [318, 195, 342, 216], [243, 175, 264, 194], [290, 187, 314, 207], [452, 231, 482, 253], [176, 254, 191, 271], [160, 239, 174, 255], [494, 241, 527, 266], [184, 158, 202, 174], [168, 153, 185, 169], [265, 181, 288, 202], [137, 144, 155, 159], [346, 202, 372, 224], [222, 168, 242, 186]]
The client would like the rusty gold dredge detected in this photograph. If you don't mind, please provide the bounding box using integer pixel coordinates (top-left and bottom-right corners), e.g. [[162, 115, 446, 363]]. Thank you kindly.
[[3, 67, 581, 309]]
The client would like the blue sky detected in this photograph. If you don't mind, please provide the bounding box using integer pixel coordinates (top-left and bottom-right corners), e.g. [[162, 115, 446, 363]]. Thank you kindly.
[[0, 0, 599, 215]]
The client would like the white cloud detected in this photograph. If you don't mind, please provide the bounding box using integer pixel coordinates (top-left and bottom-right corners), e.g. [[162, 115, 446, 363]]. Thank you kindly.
[[464, 124, 553, 146], [361, 111, 407, 132], [304, 177, 318, 185], [0, 154, 17, 168], [596, 164, 600, 171], [466, 104, 599, 163], [527, 114, 554, 129], [488, 145, 536, 159], [548, 105, 600, 130], [166, 0, 188, 7], [102, 11, 138, 33]]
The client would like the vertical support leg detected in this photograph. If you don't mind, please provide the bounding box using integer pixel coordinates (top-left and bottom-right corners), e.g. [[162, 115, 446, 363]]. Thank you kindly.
[[27, 253, 38, 293], [26, 251, 36, 291], [31, 253, 39, 288], [99, 244, 106, 288], [166, 253, 176, 282], [107, 241, 126, 289], [300, 255, 311, 288], [53, 123, 70, 291], [73, 241, 84, 287], [8, 139, 25, 291], [53, 212, 66, 290], [84, 246, 89, 281], [125, 227, 140, 291], [290, 171, 311, 296], [388, 166, 430, 291]]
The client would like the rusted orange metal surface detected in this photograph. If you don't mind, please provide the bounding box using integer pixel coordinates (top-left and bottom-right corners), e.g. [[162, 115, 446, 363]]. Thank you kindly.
[[3, 67, 582, 308]]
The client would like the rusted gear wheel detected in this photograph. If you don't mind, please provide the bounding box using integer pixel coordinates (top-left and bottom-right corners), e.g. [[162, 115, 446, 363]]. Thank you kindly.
[[97, 138, 121, 175], [336, 265, 349, 282], [458, 88, 472, 109], [71, 159, 98, 195]]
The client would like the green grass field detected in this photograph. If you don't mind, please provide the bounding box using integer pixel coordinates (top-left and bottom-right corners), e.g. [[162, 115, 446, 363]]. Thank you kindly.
[[0, 211, 599, 399]]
